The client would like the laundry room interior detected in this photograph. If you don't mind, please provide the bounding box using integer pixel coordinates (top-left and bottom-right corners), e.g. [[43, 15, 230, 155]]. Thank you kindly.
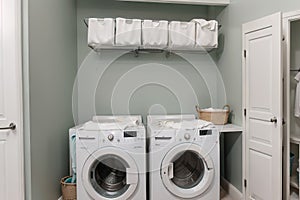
[[13, 0, 300, 200]]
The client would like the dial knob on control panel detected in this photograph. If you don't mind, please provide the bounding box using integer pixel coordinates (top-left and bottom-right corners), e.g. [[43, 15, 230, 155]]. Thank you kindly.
[[108, 134, 114, 141], [184, 133, 191, 140]]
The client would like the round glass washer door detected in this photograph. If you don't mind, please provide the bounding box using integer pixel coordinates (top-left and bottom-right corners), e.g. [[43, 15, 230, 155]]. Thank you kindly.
[[161, 143, 214, 199], [82, 147, 139, 200]]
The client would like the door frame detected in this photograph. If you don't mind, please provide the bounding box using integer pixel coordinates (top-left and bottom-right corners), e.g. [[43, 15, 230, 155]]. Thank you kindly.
[[282, 10, 300, 200]]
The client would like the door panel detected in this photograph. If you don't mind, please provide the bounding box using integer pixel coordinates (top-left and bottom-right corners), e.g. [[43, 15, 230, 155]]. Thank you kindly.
[[248, 29, 273, 113], [0, 65, 4, 120], [249, 120, 273, 145], [247, 28, 274, 118], [243, 12, 282, 200], [0, 140, 7, 200], [249, 150, 272, 200], [0, 0, 3, 121]]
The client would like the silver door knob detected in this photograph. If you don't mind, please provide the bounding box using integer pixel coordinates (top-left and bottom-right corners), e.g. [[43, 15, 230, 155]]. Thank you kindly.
[[270, 117, 277, 123], [0, 123, 16, 130]]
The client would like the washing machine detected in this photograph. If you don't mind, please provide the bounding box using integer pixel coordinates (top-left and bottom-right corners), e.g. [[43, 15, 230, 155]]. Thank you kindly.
[[76, 115, 147, 200], [147, 115, 220, 200]]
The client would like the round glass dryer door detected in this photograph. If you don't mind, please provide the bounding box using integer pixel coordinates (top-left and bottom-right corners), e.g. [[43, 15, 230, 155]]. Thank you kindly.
[[161, 143, 214, 199], [82, 147, 139, 200]]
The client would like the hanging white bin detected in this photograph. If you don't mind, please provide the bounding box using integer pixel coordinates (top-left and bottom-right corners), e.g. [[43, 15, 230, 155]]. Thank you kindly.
[[88, 18, 115, 49], [115, 18, 142, 46], [142, 20, 168, 48], [169, 21, 195, 48], [193, 19, 218, 48]]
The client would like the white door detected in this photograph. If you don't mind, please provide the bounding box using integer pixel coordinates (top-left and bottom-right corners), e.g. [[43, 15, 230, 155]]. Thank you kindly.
[[0, 0, 24, 199], [243, 13, 283, 200]]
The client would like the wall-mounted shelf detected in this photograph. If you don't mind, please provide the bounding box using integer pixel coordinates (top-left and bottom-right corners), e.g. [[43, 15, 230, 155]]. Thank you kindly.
[[117, 0, 230, 6], [90, 46, 216, 57]]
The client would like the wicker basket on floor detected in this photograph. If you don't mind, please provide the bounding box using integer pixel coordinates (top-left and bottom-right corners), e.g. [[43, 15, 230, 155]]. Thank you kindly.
[[196, 105, 230, 125], [61, 176, 76, 200]]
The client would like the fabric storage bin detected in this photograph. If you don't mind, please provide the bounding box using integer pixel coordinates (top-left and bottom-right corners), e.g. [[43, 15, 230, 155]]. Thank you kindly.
[[142, 20, 168, 48], [115, 18, 142, 46], [193, 19, 218, 48], [88, 18, 115, 49], [169, 21, 195, 48]]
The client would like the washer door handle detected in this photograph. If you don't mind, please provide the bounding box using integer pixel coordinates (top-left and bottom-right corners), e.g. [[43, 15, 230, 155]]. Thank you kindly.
[[168, 163, 174, 179], [126, 168, 138, 185]]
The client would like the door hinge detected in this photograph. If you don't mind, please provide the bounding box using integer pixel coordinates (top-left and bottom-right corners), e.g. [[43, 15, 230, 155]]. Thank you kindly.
[[244, 108, 247, 116], [244, 179, 247, 188], [282, 118, 286, 125], [244, 50, 247, 58]]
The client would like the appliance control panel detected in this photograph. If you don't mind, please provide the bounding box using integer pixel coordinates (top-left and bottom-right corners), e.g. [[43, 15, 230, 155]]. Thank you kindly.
[[99, 129, 146, 144], [176, 128, 218, 142]]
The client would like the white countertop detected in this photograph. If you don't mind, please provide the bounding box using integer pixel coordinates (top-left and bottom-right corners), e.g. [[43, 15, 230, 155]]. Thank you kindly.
[[215, 124, 243, 133]]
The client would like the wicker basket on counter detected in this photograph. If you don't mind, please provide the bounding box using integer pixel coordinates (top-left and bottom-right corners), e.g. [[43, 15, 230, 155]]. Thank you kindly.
[[195, 105, 230, 125]]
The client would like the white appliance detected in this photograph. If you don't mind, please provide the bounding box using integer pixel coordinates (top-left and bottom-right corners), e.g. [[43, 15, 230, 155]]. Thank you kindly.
[[76, 115, 146, 200], [147, 115, 220, 200]]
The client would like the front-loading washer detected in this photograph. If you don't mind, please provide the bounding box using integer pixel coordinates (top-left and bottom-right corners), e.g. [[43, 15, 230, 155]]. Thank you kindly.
[[76, 115, 146, 200], [147, 115, 220, 200]]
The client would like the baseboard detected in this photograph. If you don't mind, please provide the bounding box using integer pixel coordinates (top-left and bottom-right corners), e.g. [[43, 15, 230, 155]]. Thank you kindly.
[[58, 196, 62, 200], [221, 177, 243, 200]]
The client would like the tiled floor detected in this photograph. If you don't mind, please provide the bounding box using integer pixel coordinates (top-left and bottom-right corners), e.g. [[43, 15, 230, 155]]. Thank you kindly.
[[220, 187, 233, 200], [221, 194, 233, 200], [60, 187, 234, 200]]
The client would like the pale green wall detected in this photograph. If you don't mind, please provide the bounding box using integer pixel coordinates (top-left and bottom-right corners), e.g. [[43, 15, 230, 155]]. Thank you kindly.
[[23, 0, 300, 198], [76, 0, 227, 124], [25, 0, 77, 199], [210, 0, 300, 192], [214, 0, 300, 125]]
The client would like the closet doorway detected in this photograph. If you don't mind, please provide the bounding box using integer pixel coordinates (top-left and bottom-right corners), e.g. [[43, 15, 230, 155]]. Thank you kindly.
[[283, 10, 300, 200]]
